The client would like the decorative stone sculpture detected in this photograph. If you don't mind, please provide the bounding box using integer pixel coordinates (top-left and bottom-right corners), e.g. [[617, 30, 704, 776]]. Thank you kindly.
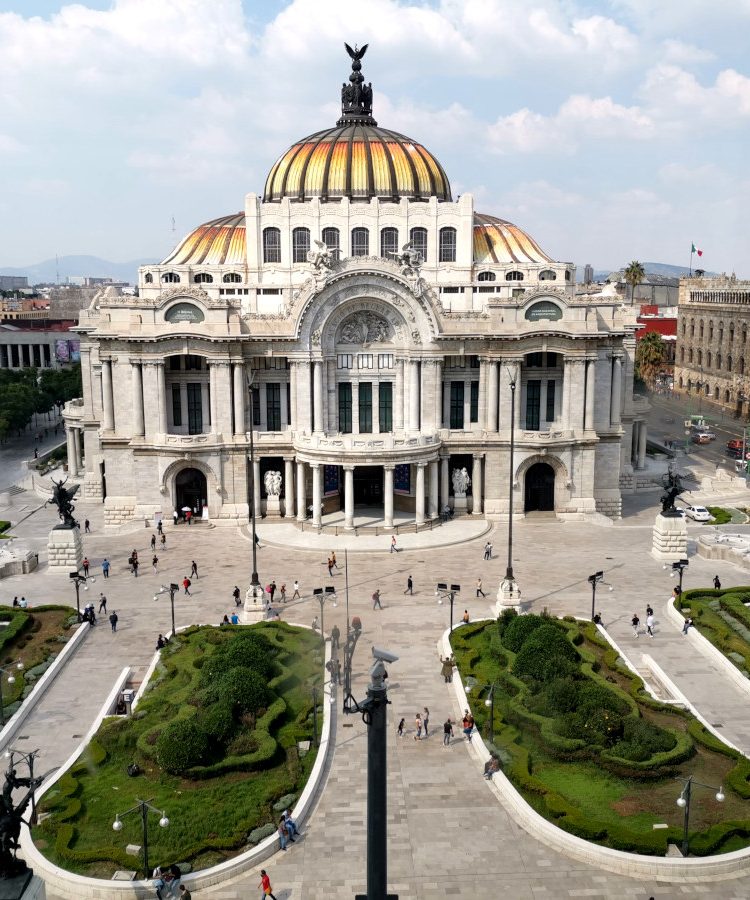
[[452, 467, 471, 512], [388, 241, 425, 297], [652, 466, 688, 561], [659, 466, 684, 516], [264, 470, 282, 517], [46, 477, 79, 529], [0, 761, 44, 880], [339, 311, 391, 346], [46, 477, 83, 571]]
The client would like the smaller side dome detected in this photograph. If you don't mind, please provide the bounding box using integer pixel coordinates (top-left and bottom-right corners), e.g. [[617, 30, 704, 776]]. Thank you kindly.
[[161, 213, 246, 266], [473, 213, 553, 265]]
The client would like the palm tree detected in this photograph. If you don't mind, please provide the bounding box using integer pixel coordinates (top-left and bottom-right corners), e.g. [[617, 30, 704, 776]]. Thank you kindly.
[[624, 260, 645, 306], [635, 331, 666, 388]]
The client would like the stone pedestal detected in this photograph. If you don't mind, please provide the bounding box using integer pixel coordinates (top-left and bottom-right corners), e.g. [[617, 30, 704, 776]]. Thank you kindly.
[[46, 525, 83, 571], [242, 585, 266, 624], [453, 493, 468, 512], [651, 512, 688, 562], [495, 576, 522, 616], [265, 495, 281, 518], [1, 870, 34, 900]]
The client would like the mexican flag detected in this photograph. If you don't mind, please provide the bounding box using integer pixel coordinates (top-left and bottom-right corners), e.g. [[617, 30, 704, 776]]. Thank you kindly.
[[691, 243, 703, 256]]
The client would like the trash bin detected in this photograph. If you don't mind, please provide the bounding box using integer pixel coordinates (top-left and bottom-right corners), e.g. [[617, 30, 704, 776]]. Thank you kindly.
[[121, 689, 135, 717]]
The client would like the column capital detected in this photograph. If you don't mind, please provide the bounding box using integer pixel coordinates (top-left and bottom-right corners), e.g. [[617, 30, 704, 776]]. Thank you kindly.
[[141, 358, 165, 367], [343, 464, 355, 472], [383, 463, 396, 471], [416, 460, 428, 469], [472, 452, 484, 460], [283, 455, 296, 463], [310, 462, 321, 470]]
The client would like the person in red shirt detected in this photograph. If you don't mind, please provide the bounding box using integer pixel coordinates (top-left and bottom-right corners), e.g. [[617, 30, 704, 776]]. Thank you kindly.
[[182, 576, 191, 596], [258, 869, 277, 899]]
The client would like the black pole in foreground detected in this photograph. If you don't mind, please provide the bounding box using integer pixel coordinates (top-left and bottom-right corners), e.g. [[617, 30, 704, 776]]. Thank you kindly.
[[506, 378, 516, 583]]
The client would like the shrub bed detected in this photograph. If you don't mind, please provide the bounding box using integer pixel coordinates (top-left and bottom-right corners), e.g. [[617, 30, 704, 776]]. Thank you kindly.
[[676, 586, 750, 676]]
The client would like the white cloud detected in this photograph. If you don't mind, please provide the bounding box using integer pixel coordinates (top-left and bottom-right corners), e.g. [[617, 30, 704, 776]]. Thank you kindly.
[[641, 64, 750, 120], [661, 39, 714, 64]]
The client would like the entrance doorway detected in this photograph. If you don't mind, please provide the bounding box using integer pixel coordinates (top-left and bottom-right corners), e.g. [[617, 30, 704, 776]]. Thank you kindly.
[[175, 467, 207, 515], [353, 465, 383, 506], [524, 462, 555, 512]]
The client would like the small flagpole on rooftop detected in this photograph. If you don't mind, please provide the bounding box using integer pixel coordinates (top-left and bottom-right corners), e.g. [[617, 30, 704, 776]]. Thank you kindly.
[[689, 244, 693, 277]]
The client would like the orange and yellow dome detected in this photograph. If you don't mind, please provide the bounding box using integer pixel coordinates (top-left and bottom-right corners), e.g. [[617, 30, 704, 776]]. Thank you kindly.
[[161, 213, 246, 267], [263, 123, 452, 203], [473, 213, 553, 265]]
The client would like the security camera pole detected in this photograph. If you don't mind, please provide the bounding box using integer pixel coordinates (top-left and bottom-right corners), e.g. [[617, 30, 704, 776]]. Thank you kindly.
[[353, 648, 399, 900]]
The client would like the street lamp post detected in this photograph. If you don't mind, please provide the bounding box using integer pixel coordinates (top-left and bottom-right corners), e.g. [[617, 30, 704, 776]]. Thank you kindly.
[[69, 569, 96, 620], [153, 583, 179, 637], [112, 798, 169, 879], [312, 586, 337, 646], [676, 775, 724, 856], [342, 617, 362, 715], [665, 558, 689, 595], [4, 747, 41, 823], [0, 661, 24, 726], [311, 685, 318, 747], [587, 571, 614, 622], [499, 370, 521, 606], [246, 373, 261, 602], [435, 583, 460, 632]]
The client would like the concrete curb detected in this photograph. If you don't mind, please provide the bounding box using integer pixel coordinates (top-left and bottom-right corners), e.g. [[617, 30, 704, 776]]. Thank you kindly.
[[20, 625, 334, 899], [442, 620, 750, 881], [0, 621, 89, 752]]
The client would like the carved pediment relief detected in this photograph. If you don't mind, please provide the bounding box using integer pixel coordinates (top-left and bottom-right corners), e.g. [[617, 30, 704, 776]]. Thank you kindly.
[[338, 311, 392, 346]]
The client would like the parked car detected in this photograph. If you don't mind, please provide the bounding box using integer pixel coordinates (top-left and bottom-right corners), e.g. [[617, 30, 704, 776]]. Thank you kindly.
[[692, 427, 716, 440], [691, 432, 712, 444], [684, 505, 712, 521]]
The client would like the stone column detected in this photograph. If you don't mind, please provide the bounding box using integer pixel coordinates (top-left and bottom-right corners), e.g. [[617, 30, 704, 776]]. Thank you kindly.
[[311, 464, 322, 527], [296, 460, 306, 522], [394, 359, 405, 431], [637, 421, 648, 469], [131, 362, 144, 437], [297, 361, 312, 432], [209, 364, 219, 434], [570, 360, 585, 431], [428, 459, 439, 518], [478, 359, 488, 432], [289, 361, 298, 431], [284, 457, 295, 518], [584, 358, 596, 431], [157, 363, 168, 434], [471, 454, 483, 515], [344, 466, 355, 530], [383, 465, 394, 527], [66, 428, 79, 476], [74, 428, 83, 473], [487, 359, 498, 431], [327, 360, 336, 432], [409, 360, 420, 430], [313, 360, 324, 432], [610, 356, 623, 426], [233, 362, 245, 435], [499, 360, 520, 430], [561, 357, 572, 430], [253, 459, 261, 519], [415, 462, 426, 525], [101, 359, 114, 431], [434, 359, 443, 429]]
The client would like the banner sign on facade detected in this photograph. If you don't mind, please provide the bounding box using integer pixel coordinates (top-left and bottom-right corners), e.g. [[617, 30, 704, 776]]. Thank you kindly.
[[394, 463, 410, 494]]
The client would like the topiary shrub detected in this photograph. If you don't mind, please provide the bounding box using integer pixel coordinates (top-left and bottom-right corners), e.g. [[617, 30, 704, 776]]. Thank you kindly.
[[502, 613, 547, 652], [156, 721, 209, 774], [610, 716, 676, 762], [216, 667, 269, 717], [496, 607, 518, 637], [512, 624, 579, 682], [198, 701, 235, 744]]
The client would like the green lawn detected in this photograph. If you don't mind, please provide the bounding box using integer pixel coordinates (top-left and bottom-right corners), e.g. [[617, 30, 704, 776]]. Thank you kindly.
[[675, 586, 750, 678], [452, 614, 750, 856], [33, 622, 323, 877]]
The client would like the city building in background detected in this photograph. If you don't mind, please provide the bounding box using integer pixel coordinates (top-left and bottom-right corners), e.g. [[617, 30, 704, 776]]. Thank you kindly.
[[65, 49, 645, 527]]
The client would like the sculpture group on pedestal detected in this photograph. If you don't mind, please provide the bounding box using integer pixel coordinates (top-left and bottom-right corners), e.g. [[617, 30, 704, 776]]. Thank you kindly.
[[0, 762, 44, 880], [46, 477, 79, 529], [263, 470, 282, 496], [451, 467, 471, 496]]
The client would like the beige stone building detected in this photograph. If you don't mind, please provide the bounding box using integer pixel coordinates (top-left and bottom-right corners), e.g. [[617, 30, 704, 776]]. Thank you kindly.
[[675, 275, 750, 419], [64, 50, 643, 528]]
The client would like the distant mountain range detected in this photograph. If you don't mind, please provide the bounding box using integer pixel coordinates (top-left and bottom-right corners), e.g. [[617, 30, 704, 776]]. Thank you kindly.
[[0, 255, 158, 285], [581, 262, 717, 282]]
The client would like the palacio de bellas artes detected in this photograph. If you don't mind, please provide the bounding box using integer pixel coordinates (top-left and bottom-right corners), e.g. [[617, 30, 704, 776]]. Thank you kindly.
[[64, 45, 645, 534]]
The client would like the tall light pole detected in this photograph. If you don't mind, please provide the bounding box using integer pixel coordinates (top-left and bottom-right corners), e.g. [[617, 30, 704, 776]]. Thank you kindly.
[[676, 775, 724, 857], [4, 747, 40, 823], [664, 558, 689, 595], [69, 569, 96, 620], [112, 799, 169, 879], [153, 583, 179, 637], [484, 682, 497, 743], [587, 571, 613, 622], [313, 586, 337, 646], [499, 369, 520, 606], [435, 583, 460, 632], [246, 371, 261, 602]]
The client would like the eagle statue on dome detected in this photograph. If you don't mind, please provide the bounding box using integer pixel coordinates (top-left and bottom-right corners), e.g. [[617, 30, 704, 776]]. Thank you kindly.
[[341, 42, 373, 119], [345, 42, 368, 66]]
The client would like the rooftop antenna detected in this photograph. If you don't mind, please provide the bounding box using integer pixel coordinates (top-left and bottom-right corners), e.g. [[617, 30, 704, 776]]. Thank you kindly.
[[171, 216, 176, 233], [55, 254, 59, 285]]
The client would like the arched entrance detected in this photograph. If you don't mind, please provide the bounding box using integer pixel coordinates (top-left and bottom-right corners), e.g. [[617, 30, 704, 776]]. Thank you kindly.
[[175, 467, 207, 515], [524, 462, 555, 512], [353, 465, 383, 506]]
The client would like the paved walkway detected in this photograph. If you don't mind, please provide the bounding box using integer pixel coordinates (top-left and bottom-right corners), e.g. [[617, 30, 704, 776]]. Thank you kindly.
[[3, 488, 750, 898]]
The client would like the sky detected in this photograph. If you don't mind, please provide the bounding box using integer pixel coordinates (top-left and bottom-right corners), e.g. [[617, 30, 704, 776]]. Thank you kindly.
[[0, 0, 748, 276]]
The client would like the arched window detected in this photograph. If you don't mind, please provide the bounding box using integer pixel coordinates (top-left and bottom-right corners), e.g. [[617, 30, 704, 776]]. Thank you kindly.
[[716, 353, 722, 369], [740, 358, 746, 375], [743, 326, 747, 345], [688, 349, 693, 363], [292, 227, 310, 263], [681, 320, 686, 336], [709, 320, 714, 340], [262, 227, 281, 264], [506, 270, 524, 281], [730, 323, 735, 341], [410, 227, 427, 261], [144, 272, 153, 284], [380, 227, 398, 259], [697, 349, 702, 365], [715, 386, 720, 400], [322, 227, 340, 253], [194, 272, 213, 284], [539, 269, 557, 281], [690, 318, 695, 337], [477, 271, 496, 282], [565, 269, 572, 281], [719, 322, 724, 342], [223, 272, 242, 283], [438, 226, 456, 262], [704, 383, 709, 396], [680, 347, 685, 362], [687, 379, 693, 392], [162, 272, 180, 283], [726, 389, 732, 403], [707, 351, 712, 368], [699, 320, 704, 339], [351, 227, 369, 257], [727, 355, 733, 372]]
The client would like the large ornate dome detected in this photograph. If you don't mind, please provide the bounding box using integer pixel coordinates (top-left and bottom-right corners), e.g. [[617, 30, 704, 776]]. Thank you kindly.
[[473, 213, 553, 265], [161, 213, 246, 266]]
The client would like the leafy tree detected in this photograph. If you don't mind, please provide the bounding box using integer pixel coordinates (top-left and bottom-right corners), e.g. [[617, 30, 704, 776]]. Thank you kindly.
[[624, 260, 645, 306], [635, 332, 666, 387]]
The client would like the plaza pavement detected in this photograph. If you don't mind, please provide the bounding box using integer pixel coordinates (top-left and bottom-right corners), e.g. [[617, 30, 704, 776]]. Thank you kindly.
[[4, 484, 750, 897]]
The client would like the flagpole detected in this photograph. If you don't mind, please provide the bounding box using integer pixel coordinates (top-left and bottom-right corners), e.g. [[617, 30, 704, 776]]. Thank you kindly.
[[689, 246, 694, 277]]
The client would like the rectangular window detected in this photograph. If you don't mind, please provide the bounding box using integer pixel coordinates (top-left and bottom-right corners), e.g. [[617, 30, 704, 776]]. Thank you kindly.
[[359, 381, 373, 432], [266, 382, 281, 431], [546, 379, 556, 421], [446, 355, 465, 369], [525, 379, 541, 430], [251, 386, 261, 426], [357, 354, 373, 369], [171, 384, 182, 426], [169, 356, 181, 371], [450, 381, 464, 429], [338, 382, 352, 433], [185, 354, 202, 370], [187, 383, 203, 435], [337, 354, 353, 369], [546, 352, 558, 368], [377, 353, 393, 369], [526, 353, 544, 368], [470, 381, 479, 422], [379, 382, 393, 432]]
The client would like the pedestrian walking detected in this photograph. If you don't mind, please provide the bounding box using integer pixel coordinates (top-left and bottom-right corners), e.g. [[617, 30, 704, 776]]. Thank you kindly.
[[280, 583, 287, 603], [483, 541, 492, 560], [133, 558, 139, 578], [98, 593, 107, 613], [646, 613, 655, 637], [682, 616, 694, 635], [84, 519, 91, 534], [441, 656, 453, 683], [150, 534, 156, 551], [183, 576, 191, 596], [327, 556, 334, 577], [397, 717, 405, 737], [390, 534, 398, 553], [109, 611, 118, 632], [152, 555, 158, 574], [157, 520, 163, 535], [462, 711, 474, 742], [331, 623, 340, 650], [331, 551, 339, 570], [186, 509, 192, 526], [476, 578, 486, 598], [372, 589, 382, 610], [82, 557, 90, 576], [259, 869, 277, 898], [713, 575, 722, 590], [269, 580, 276, 602], [254, 532, 261, 549], [423, 706, 430, 737], [191, 560, 199, 579], [233, 585, 241, 606], [311, 616, 319, 632], [414, 712, 422, 740], [101, 558, 110, 578], [443, 717, 453, 747], [404, 575, 413, 595], [160, 533, 167, 549], [646, 604, 653, 619], [292, 580, 301, 600], [173, 509, 178, 526], [632, 612, 640, 637]]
